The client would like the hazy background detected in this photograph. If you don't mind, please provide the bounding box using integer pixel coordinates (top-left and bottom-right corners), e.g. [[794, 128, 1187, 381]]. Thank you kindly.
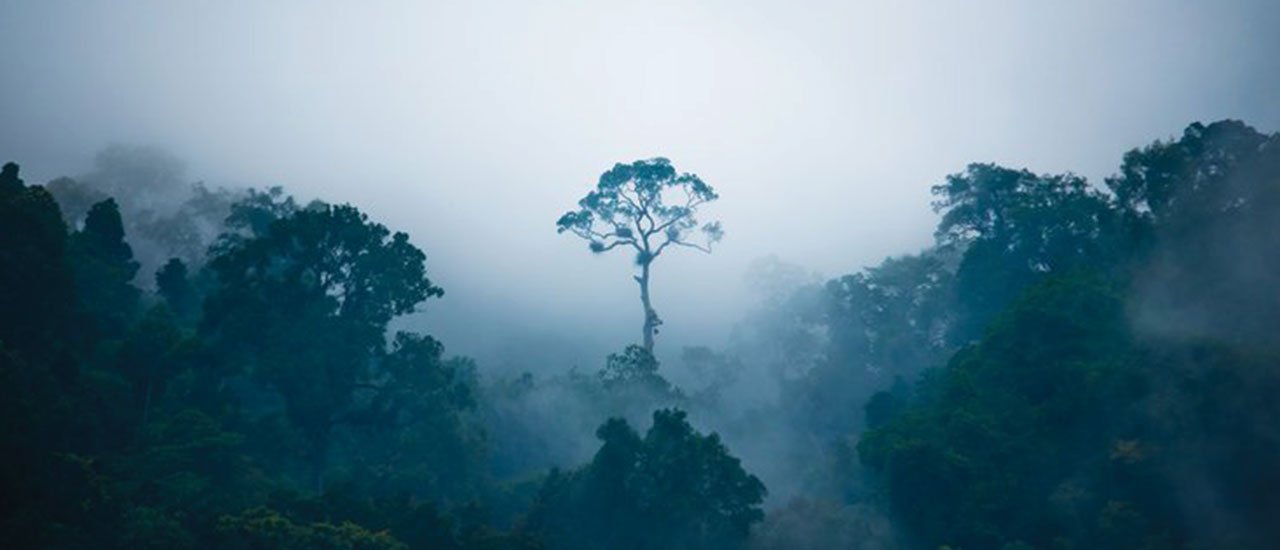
[[3, 0, 1279, 371]]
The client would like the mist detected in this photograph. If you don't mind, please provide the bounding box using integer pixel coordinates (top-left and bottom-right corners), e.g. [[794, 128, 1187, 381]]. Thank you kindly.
[[5, 0, 1279, 369], [3, 1, 1280, 549]]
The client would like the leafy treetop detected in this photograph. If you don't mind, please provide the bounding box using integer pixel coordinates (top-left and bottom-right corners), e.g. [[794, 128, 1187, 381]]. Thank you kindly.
[[557, 157, 723, 262]]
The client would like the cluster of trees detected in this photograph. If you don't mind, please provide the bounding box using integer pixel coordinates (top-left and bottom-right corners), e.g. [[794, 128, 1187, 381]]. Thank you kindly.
[[751, 120, 1280, 548], [3, 118, 1278, 549], [0, 156, 763, 549]]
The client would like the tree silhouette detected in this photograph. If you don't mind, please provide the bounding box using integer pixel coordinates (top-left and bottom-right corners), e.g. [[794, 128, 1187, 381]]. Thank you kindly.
[[70, 198, 141, 339], [203, 201, 443, 491], [0, 162, 78, 371], [528, 409, 765, 550], [557, 158, 723, 352]]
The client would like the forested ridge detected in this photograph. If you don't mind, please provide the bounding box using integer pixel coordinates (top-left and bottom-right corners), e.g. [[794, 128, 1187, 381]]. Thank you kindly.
[[2, 119, 1279, 548]]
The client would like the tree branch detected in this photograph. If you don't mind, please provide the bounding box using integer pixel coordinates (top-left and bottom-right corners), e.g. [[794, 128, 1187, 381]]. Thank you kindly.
[[653, 234, 714, 257], [669, 240, 713, 253], [638, 190, 658, 235], [618, 186, 644, 220], [597, 239, 637, 252], [652, 195, 705, 235]]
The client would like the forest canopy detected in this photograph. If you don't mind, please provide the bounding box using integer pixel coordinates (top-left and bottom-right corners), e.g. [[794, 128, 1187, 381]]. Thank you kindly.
[[2, 119, 1280, 549]]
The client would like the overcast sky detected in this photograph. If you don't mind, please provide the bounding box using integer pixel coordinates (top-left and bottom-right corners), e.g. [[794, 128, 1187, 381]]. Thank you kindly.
[[3, 0, 1279, 369]]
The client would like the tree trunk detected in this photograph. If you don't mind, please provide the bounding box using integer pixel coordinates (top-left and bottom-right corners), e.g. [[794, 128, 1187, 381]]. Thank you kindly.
[[638, 260, 659, 353]]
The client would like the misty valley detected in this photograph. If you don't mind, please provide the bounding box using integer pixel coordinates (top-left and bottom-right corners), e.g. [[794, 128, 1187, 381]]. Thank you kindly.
[[3, 118, 1280, 549]]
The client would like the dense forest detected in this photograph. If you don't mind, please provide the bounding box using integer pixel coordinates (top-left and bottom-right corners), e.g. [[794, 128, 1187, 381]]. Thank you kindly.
[[2, 119, 1279, 549]]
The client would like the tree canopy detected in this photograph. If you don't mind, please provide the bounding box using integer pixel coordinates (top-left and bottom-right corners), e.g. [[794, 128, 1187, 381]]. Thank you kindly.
[[557, 158, 723, 352], [3, 119, 1280, 549], [528, 409, 765, 550]]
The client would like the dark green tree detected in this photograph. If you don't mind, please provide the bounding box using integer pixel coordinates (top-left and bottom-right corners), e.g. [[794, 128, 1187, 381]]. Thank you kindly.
[[598, 344, 670, 391], [69, 198, 141, 339], [557, 158, 723, 352], [203, 202, 443, 491], [0, 162, 79, 369], [931, 163, 1119, 343], [1107, 120, 1280, 343], [155, 258, 197, 320], [528, 409, 765, 550], [112, 305, 190, 427], [216, 506, 408, 550], [857, 274, 1146, 548], [343, 332, 486, 502]]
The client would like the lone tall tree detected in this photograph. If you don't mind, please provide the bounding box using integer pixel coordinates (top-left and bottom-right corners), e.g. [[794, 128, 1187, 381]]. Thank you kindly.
[[557, 158, 723, 352]]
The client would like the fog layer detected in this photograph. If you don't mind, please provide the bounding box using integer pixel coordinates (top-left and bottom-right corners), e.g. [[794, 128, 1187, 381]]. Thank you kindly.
[[4, 0, 1279, 367]]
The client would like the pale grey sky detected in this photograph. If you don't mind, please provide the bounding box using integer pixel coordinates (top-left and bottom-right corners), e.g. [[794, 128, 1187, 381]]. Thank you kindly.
[[3, 0, 1278, 368]]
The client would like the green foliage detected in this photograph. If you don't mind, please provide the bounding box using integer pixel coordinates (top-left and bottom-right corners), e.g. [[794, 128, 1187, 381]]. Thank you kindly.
[[857, 270, 1280, 547], [112, 305, 192, 423], [5, 118, 1279, 549], [820, 121, 1280, 549], [155, 258, 198, 319], [528, 409, 765, 550], [1109, 120, 1280, 343], [599, 344, 669, 390], [206, 202, 441, 344], [70, 198, 142, 339], [341, 332, 488, 503], [203, 201, 446, 487], [0, 175, 530, 548], [932, 163, 1121, 343], [858, 273, 1140, 548], [557, 158, 723, 351], [217, 507, 408, 550], [0, 163, 79, 369], [556, 158, 722, 258], [594, 346, 684, 429]]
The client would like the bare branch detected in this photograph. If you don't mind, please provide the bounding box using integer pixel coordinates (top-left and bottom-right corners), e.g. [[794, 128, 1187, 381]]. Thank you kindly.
[[653, 233, 714, 258], [571, 224, 635, 247], [596, 239, 637, 252], [639, 189, 658, 234], [668, 239, 713, 253]]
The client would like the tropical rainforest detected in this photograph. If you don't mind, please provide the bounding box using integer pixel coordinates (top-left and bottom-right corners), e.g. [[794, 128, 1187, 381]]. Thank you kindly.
[[2, 118, 1278, 549]]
